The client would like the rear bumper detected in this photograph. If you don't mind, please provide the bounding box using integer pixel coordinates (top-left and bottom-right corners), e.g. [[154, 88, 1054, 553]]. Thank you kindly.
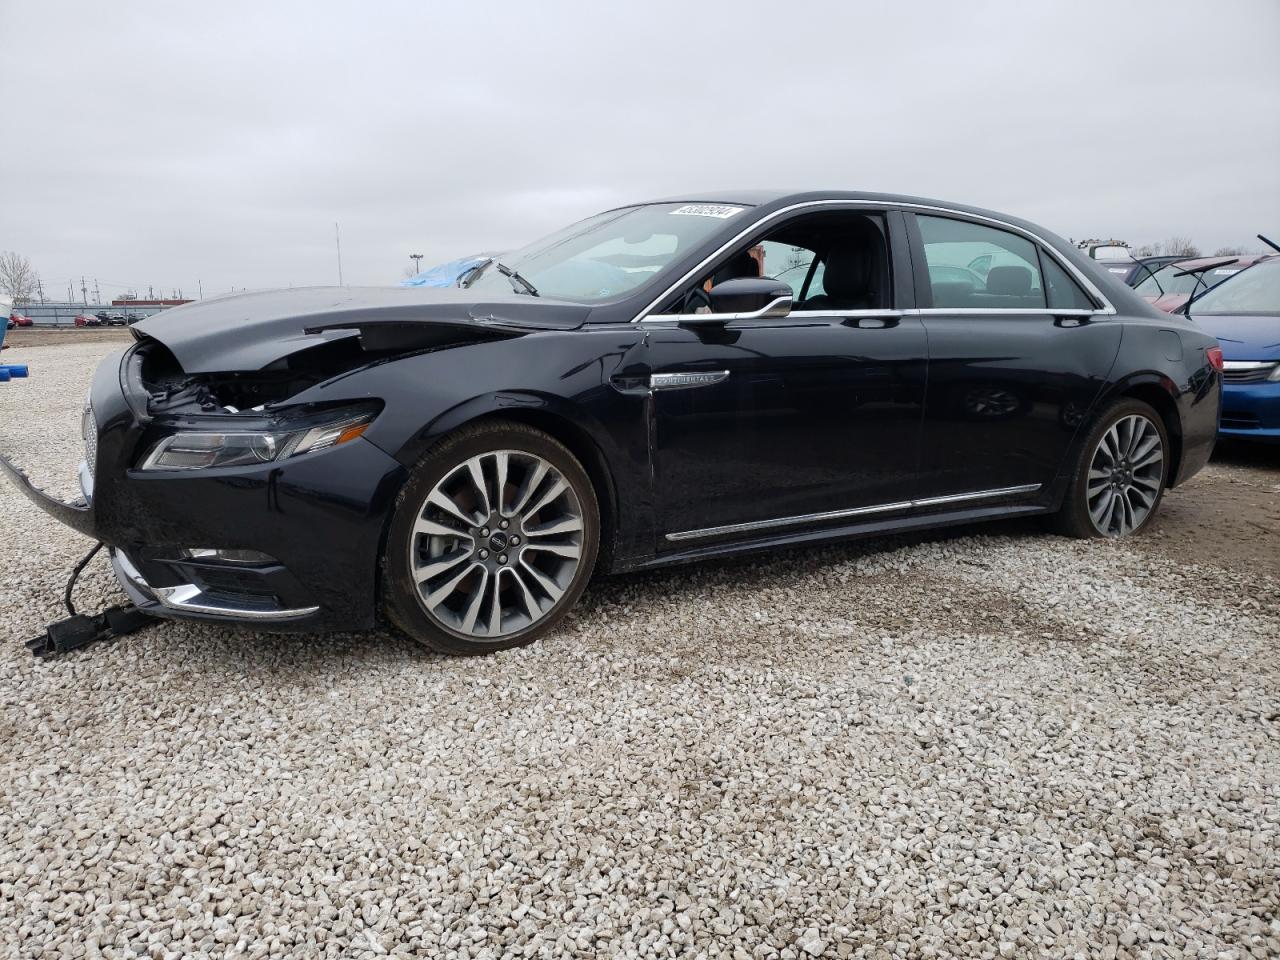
[[1220, 381, 1280, 442]]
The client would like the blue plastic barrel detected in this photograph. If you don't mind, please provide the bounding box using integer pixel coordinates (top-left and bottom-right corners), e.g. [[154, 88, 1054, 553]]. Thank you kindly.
[[0, 368, 10, 382], [1, 364, 29, 378]]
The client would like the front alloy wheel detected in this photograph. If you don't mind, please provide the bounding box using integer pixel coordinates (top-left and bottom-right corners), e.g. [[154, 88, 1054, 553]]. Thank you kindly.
[[411, 450, 585, 638], [382, 421, 599, 654]]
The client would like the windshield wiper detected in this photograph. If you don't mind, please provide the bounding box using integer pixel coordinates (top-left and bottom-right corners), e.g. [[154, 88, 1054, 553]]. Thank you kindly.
[[1173, 258, 1238, 277], [494, 261, 539, 297]]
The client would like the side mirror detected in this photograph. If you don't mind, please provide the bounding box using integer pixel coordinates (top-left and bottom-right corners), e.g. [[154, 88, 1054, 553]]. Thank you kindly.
[[679, 277, 792, 327]]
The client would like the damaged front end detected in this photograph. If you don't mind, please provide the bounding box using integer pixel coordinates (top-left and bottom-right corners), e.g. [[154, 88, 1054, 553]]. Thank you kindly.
[[3, 285, 588, 635]]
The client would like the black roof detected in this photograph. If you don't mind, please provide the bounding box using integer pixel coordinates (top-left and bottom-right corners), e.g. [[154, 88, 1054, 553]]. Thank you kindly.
[[644, 189, 1050, 236]]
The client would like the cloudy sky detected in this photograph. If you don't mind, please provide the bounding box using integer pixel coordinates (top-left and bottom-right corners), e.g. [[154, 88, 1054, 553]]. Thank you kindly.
[[2, 0, 1277, 301]]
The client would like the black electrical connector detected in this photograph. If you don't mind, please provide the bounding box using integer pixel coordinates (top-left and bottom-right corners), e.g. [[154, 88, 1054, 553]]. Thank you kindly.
[[26, 541, 157, 659]]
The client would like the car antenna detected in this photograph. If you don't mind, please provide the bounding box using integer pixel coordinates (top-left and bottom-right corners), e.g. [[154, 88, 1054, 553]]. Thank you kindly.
[[1258, 233, 1280, 254]]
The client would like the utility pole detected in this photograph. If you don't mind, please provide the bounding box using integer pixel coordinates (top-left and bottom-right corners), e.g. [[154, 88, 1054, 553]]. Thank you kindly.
[[37, 278, 45, 304], [198, 279, 203, 299], [94, 279, 101, 303], [410, 253, 424, 276], [335, 222, 344, 286], [81, 277, 88, 305], [148, 285, 154, 300]]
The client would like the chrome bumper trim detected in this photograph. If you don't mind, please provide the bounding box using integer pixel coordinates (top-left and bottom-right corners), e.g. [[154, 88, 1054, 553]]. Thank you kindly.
[[113, 549, 320, 621]]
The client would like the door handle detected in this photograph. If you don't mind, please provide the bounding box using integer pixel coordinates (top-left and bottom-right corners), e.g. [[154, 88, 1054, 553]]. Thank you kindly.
[[649, 370, 730, 391], [842, 315, 898, 329]]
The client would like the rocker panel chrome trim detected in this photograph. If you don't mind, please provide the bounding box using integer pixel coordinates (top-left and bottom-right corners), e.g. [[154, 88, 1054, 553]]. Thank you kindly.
[[664, 483, 1043, 542]]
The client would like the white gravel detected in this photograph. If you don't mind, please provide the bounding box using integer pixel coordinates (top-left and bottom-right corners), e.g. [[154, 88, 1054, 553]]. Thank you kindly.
[[1, 340, 1278, 959]]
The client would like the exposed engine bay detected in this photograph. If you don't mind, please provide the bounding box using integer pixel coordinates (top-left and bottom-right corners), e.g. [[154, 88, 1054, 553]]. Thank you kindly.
[[131, 322, 517, 416]]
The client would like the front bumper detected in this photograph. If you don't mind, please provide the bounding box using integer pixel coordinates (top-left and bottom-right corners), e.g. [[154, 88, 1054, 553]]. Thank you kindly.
[[1220, 380, 1280, 442], [112, 549, 321, 623], [2, 350, 410, 632]]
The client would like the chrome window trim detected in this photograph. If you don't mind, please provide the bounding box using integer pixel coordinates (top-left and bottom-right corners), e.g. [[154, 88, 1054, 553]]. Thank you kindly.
[[646, 295, 794, 324], [903, 307, 1099, 316], [645, 308, 906, 324], [633, 200, 1115, 323], [664, 483, 1042, 542]]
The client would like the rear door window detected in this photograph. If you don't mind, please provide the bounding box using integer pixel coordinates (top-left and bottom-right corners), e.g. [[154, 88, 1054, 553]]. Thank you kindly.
[[918, 215, 1046, 309], [1040, 254, 1095, 309]]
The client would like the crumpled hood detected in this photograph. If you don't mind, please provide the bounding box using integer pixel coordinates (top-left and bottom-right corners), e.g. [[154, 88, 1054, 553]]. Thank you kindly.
[[133, 285, 592, 373], [1192, 313, 1280, 360]]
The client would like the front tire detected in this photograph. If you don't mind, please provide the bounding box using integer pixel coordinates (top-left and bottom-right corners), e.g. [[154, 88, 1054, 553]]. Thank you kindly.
[[381, 421, 599, 655], [1052, 398, 1169, 539]]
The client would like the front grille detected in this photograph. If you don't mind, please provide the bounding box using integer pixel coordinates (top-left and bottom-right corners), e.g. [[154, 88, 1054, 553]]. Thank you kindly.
[[81, 401, 98, 477], [1222, 361, 1278, 384]]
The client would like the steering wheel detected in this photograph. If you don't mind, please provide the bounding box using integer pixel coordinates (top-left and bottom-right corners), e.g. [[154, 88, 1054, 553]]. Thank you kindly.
[[682, 286, 712, 313]]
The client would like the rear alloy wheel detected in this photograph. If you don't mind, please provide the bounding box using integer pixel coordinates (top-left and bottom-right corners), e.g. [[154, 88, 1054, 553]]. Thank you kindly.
[[1053, 399, 1168, 539], [382, 422, 599, 654]]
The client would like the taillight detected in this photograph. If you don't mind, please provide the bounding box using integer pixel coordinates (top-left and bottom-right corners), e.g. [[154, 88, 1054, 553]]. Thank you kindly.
[[1206, 346, 1224, 372]]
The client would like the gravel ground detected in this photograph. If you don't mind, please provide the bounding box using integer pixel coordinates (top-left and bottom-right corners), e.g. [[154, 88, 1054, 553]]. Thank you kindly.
[[1, 340, 1278, 960]]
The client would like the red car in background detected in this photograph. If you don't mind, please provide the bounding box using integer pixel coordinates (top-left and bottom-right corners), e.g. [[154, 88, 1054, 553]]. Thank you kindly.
[[73, 313, 102, 327], [7, 312, 33, 329], [1134, 255, 1274, 313]]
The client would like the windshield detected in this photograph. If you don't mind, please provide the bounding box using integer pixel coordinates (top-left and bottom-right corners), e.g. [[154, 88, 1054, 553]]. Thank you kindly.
[[464, 202, 746, 302], [1135, 264, 1220, 298], [1190, 258, 1280, 316]]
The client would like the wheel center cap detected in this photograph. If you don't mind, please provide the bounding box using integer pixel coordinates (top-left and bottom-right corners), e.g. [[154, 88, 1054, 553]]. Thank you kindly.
[[488, 531, 509, 553]]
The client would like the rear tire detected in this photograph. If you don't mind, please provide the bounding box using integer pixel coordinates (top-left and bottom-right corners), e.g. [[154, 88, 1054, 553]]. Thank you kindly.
[[381, 420, 599, 655], [1051, 398, 1169, 539]]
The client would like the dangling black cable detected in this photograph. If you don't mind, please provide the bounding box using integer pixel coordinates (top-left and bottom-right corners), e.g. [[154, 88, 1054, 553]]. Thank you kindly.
[[64, 541, 103, 617]]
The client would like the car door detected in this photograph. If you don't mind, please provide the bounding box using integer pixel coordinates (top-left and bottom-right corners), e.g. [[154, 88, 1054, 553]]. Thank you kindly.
[[906, 212, 1123, 500], [639, 208, 928, 543]]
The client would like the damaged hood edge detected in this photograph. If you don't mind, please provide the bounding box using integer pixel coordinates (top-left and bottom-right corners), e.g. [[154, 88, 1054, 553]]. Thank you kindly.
[[133, 285, 593, 373]]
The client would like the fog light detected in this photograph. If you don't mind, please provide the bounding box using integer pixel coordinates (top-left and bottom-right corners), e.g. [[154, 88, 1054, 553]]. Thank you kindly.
[[178, 548, 276, 565]]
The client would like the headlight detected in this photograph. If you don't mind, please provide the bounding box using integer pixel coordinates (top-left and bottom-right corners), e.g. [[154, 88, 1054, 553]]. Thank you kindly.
[[138, 412, 373, 471]]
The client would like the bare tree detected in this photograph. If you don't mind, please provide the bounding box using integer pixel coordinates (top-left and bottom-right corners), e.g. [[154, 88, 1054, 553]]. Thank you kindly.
[[0, 251, 39, 303], [1133, 242, 1163, 258], [1212, 246, 1248, 256], [1164, 236, 1201, 258]]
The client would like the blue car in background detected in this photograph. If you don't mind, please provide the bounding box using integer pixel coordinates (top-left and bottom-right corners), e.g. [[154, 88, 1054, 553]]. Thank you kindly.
[[1188, 257, 1280, 442], [401, 254, 494, 288]]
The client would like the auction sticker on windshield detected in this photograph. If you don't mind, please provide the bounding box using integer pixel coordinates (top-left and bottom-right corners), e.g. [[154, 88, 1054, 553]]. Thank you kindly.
[[669, 204, 744, 219]]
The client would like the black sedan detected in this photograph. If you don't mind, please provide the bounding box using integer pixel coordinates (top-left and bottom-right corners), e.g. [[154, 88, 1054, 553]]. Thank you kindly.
[[1, 191, 1222, 654]]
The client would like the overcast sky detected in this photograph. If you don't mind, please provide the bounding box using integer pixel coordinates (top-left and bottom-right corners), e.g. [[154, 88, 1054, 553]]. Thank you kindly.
[[2, 0, 1278, 301]]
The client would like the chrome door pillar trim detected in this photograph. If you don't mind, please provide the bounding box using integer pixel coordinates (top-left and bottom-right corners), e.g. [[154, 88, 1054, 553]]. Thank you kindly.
[[649, 370, 730, 391], [631, 200, 1115, 323], [664, 483, 1042, 542]]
